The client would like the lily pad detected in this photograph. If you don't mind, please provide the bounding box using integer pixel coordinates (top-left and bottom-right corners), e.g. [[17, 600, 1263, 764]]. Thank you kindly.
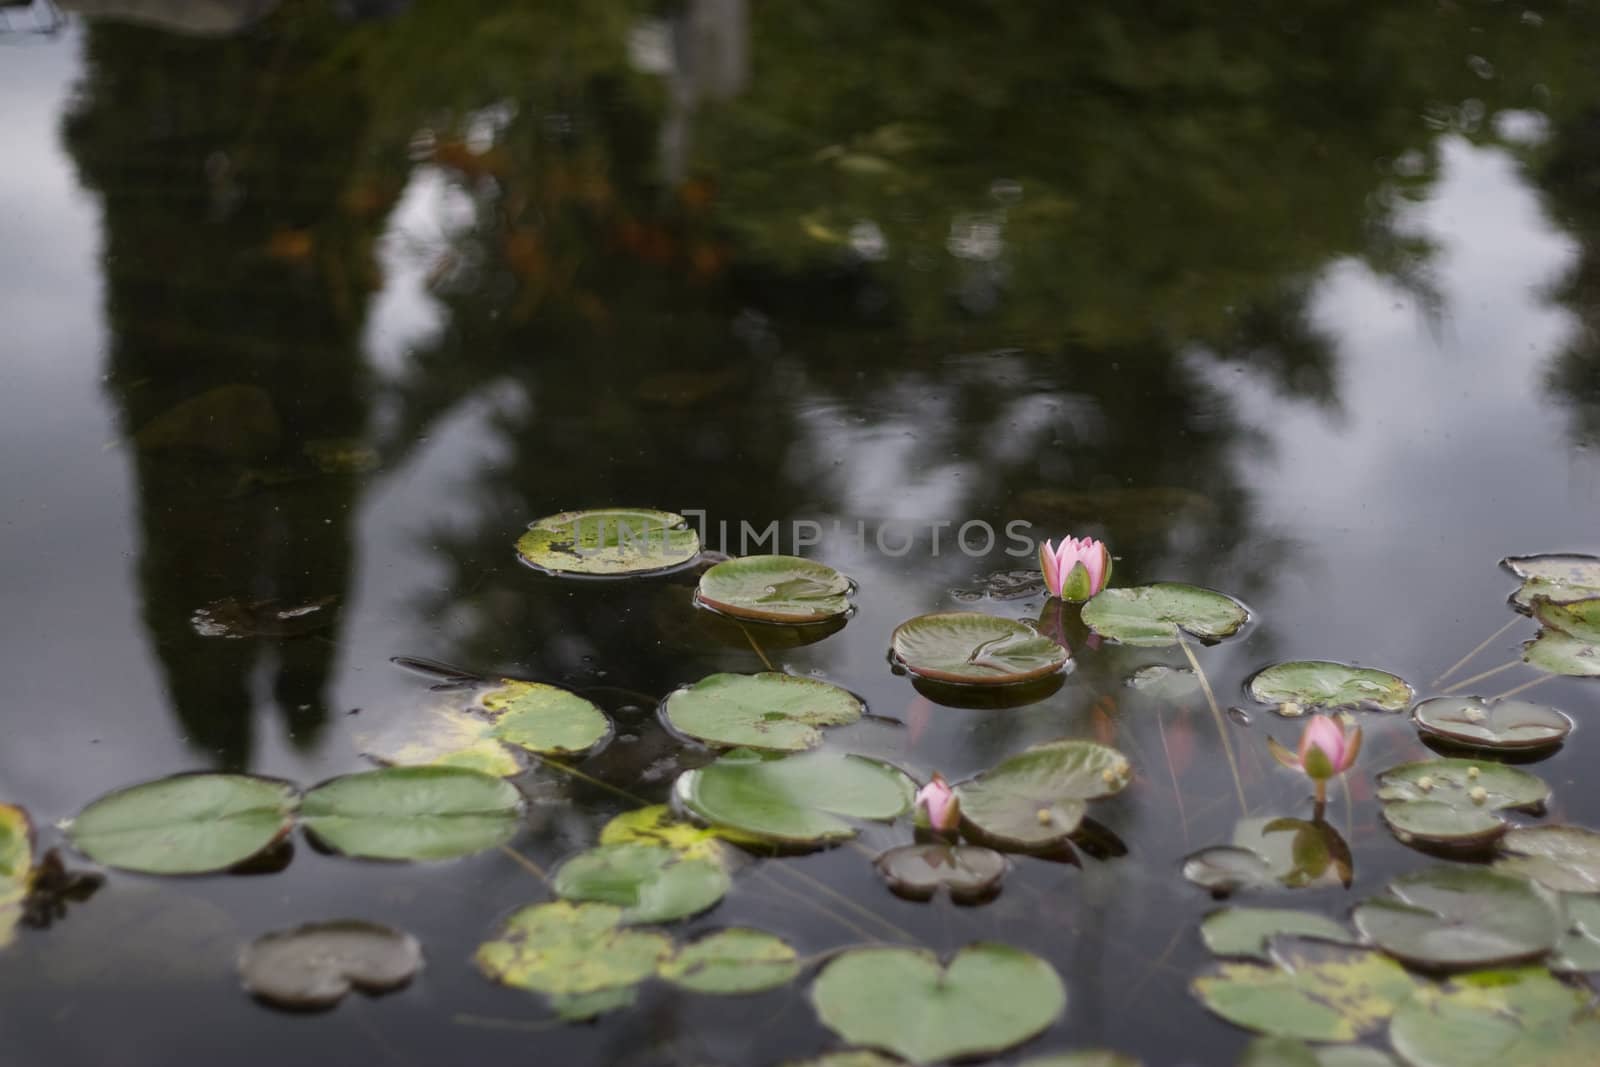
[[1351, 865, 1562, 970], [953, 740, 1131, 850], [1126, 664, 1201, 700], [1551, 894, 1600, 973], [782, 1055, 905, 1067], [1504, 554, 1600, 610], [1389, 967, 1600, 1067], [695, 555, 853, 623], [67, 773, 298, 875], [1200, 908, 1353, 961], [673, 749, 915, 847], [1183, 847, 1282, 895], [874, 844, 1007, 903], [1017, 1054, 1144, 1067], [598, 805, 741, 860], [359, 705, 523, 778], [1185, 817, 1353, 895], [550, 986, 638, 1020], [660, 672, 863, 752], [1376, 759, 1548, 847], [1191, 937, 1417, 1042], [1411, 697, 1572, 752], [300, 766, 522, 861], [1531, 596, 1600, 643], [810, 943, 1067, 1064], [1248, 662, 1411, 714], [889, 612, 1069, 685], [1080, 583, 1250, 646], [516, 508, 700, 577], [238, 920, 422, 1010], [1494, 825, 1600, 893], [475, 901, 672, 997], [1522, 629, 1600, 677], [480, 680, 613, 756], [0, 805, 33, 948], [658, 928, 800, 994], [551, 843, 729, 924], [1238, 1037, 1398, 1067]]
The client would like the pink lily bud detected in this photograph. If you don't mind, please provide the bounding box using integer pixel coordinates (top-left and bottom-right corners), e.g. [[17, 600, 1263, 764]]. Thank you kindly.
[[1268, 714, 1362, 803], [915, 773, 960, 833], [1038, 536, 1112, 602]]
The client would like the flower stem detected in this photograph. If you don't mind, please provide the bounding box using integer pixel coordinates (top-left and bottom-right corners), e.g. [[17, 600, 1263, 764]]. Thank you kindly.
[[1179, 633, 1248, 816], [1432, 617, 1520, 685], [1439, 658, 1521, 695]]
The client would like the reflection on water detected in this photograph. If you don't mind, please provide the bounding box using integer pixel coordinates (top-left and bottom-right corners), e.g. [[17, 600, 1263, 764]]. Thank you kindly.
[[4, 1, 1600, 1064]]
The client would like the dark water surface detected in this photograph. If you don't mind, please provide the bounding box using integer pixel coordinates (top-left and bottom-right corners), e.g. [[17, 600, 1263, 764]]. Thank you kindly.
[[5, 2, 1600, 1065]]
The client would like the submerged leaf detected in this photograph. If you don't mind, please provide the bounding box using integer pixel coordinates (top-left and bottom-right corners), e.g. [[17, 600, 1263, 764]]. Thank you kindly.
[[516, 508, 701, 577], [1080, 583, 1249, 646], [660, 672, 863, 751], [889, 612, 1069, 685], [238, 920, 421, 1010], [658, 929, 800, 994], [475, 901, 671, 998], [551, 843, 729, 924], [67, 774, 298, 875], [1352, 866, 1562, 970], [810, 943, 1067, 1063], [300, 766, 522, 861], [1248, 661, 1411, 714], [953, 740, 1131, 850], [696, 555, 853, 622]]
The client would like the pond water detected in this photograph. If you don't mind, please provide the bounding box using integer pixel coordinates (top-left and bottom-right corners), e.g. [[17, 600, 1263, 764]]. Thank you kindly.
[[5, 2, 1600, 1065]]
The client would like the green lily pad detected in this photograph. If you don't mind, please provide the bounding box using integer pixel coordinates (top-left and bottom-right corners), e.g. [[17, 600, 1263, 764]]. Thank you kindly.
[[1191, 937, 1417, 1042], [1238, 1037, 1398, 1067], [515, 508, 700, 577], [1126, 664, 1201, 699], [475, 901, 672, 997], [1411, 697, 1572, 752], [810, 943, 1067, 1064], [551, 843, 729, 924], [1551, 894, 1600, 973], [0, 805, 33, 948], [1495, 825, 1600, 893], [359, 705, 523, 778], [598, 804, 743, 860], [1248, 661, 1411, 714], [874, 844, 1007, 903], [952, 740, 1131, 850], [889, 612, 1069, 685], [1201, 908, 1353, 961], [1018, 1054, 1144, 1067], [1504, 553, 1600, 611], [1523, 629, 1600, 677], [1389, 967, 1600, 1067], [781, 1054, 905, 1067], [1532, 596, 1600, 643], [480, 680, 613, 756], [67, 773, 298, 875], [673, 749, 915, 847], [238, 920, 422, 1010], [300, 766, 522, 861], [1080, 583, 1250, 646], [661, 672, 863, 752], [1352, 865, 1562, 970], [550, 985, 638, 1020], [658, 928, 800, 994], [695, 555, 853, 622], [1376, 759, 1548, 847]]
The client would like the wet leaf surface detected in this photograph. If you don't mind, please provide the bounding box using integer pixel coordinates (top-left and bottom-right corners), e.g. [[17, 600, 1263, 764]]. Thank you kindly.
[[1411, 696, 1572, 752], [874, 844, 1007, 902], [1191, 937, 1417, 1042], [1377, 758, 1548, 847], [1352, 865, 1562, 970], [953, 739, 1131, 849], [516, 508, 701, 576], [238, 920, 421, 1010], [1080, 583, 1249, 646], [810, 943, 1067, 1064], [480, 679, 613, 756], [673, 749, 915, 847], [695, 555, 853, 622], [660, 672, 863, 751], [657, 928, 800, 994], [1389, 967, 1600, 1067], [551, 843, 729, 923], [68, 773, 298, 875], [1248, 661, 1411, 714], [300, 766, 522, 861], [889, 611, 1069, 685], [598, 805, 738, 862]]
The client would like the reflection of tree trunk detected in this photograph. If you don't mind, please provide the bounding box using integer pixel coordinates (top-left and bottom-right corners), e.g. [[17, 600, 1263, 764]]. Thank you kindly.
[[62, 13, 389, 767], [660, 0, 748, 185]]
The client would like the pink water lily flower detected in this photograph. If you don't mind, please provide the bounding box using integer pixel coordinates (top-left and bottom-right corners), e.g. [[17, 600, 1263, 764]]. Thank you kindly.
[[915, 773, 961, 833], [1268, 714, 1362, 804], [1038, 535, 1112, 602]]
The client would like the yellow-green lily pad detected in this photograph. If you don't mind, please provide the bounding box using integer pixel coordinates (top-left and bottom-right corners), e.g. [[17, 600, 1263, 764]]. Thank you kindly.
[[1389, 967, 1600, 1067], [695, 555, 853, 623], [660, 672, 863, 752], [953, 739, 1131, 850], [516, 508, 700, 577], [889, 612, 1069, 685], [480, 679, 613, 756], [475, 901, 672, 998], [658, 928, 800, 994], [1081, 583, 1250, 646], [551, 843, 729, 924], [1248, 661, 1411, 714]]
